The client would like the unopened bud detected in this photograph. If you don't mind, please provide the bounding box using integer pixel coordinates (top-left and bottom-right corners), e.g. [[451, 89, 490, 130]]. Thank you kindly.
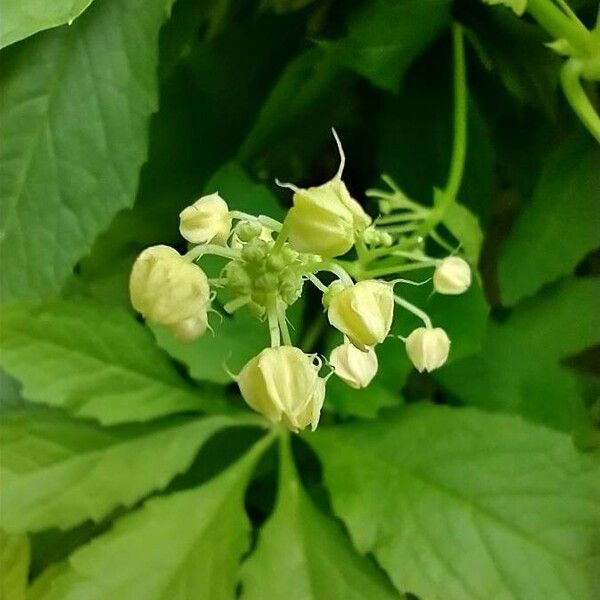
[[281, 132, 371, 257], [330, 342, 378, 389], [433, 257, 471, 295], [236, 346, 326, 431], [235, 220, 263, 243], [405, 327, 450, 372], [327, 280, 394, 350], [179, 193, 232, 245], [169, 313, 208, 343], [129, 246, 210, 338]]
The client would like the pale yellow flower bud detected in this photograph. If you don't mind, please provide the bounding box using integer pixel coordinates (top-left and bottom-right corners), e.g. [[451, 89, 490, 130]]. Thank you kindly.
[[328, 280, 394, 350], [129, 245, 210, 333], [179, 193, 232, 245], [405, 327, 451, 372], [169, 313, 208, 343], [330, 342, 378, 389], [281, 131, 371, 257], [433, 256, 471, 295], [236, 346, 326, 431]]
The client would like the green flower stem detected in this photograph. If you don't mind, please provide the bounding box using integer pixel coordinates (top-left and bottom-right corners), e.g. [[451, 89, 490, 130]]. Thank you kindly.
[[526, 0, 591, 54], [416, 23, 467, 240], [185, 244, 240, 262], [560, 58, 600, 143], [357, 260, 436, 280], [319, 262, 354, 286], [272, 216, 291, 251], [267, 297, 281, 347], [229, 211, 283, 232], [306, 273, 328, 293], [394, 294, 432, 328], [375, 212, 428, 225], [276, 300, 292, 346]]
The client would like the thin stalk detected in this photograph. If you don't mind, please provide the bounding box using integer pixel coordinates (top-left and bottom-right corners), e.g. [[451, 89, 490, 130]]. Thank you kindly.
[[276, 301, 292, 345], [561, 59, 600, 143], [267, 297, 281, 347], [361, 261, 437, 280], [394, 294, 432, 328], [185, 244, 240, 262]]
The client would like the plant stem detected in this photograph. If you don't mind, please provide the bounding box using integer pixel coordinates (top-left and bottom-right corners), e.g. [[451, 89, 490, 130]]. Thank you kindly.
[[276, 300, 292, 345], [185, 244, 239, 262], [394, 294, 432, 328], [360, 261, 436, 280], [267, 297, 281, 347], [560, 59, 600, 143], [526, 0, 591, 54], [415, 22, 467, 238]]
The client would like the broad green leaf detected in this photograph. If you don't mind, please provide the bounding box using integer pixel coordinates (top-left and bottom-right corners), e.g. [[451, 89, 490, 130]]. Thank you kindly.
[[498, 138, 600, 305], [376, 58, 495, 224], [0, 0, 93, 49], [309, 404, 600, 600], [0, 407, 252, 532], [238, 49, 353, 168], [438, 277, 600, 432], [0, 300, 218, 424], [320, 0, 451, 92], [36, 434, 273, 600], [442, 200, 484, 264], [153, 309, 270, 385], [0, 530, 29, 600], [240, 437, 400, 599], [466, 8, 561, 118], [0, 0, 172, 303], [204, 162, 284, 220]]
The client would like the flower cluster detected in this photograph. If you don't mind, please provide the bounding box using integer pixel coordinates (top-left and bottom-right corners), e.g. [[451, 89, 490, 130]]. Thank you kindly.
[[129, 132, 472, 431]]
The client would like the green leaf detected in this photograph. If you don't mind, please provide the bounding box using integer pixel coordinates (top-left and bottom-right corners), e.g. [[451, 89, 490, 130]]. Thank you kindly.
[[498, 137, 600, 305], [0, 530, 29, 600], [466, 8, 561, 118], [0, 0, 94, 49], [442, 200, 484, 264], [238, 49, 353, 166], [438, 277, 600, 432], [240, 436, 400, 599], [0, 300, 218, 424], [309, 404, 600, 600], [204, 162, 284, 220], [36, 434, 273, 599], [0, 0, 172, 303], [320, 0, 451, 92], [153, 309, 270, 385], [0, 407, 251, 533]]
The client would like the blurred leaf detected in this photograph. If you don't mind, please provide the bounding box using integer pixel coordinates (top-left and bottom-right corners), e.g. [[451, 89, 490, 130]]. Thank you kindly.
[[0, 0, 174, 304], [466, 8, 561, 118], [36, 436, 271, 600], [309, 404, 600, 600], [0, 530, 29, 600], [376, 53, 495, 223], [240, 437, 400, 599], [498, 137, 600, 306], [238, 49, 353, 166], [320, 0, 451, 92], [0, 0, 94, 49], [0, 407, 252, 533], [326, 378, 401, 420], [153, 309, 270, 386], [0, 300, 218, 424], [437, 278, 600, 432], [205, 163, 285, 219], [442, 201, 484, 264]]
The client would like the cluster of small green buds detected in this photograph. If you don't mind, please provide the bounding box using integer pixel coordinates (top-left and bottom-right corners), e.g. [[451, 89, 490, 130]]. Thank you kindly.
[[129, 130, 473, 431]]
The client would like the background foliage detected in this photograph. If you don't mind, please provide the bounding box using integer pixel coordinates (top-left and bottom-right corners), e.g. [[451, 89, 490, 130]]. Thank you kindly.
[[0, 0, 599, 598]]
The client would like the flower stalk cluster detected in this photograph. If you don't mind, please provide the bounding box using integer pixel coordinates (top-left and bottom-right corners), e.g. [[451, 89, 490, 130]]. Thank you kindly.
[[129, 25, 475, 432]]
